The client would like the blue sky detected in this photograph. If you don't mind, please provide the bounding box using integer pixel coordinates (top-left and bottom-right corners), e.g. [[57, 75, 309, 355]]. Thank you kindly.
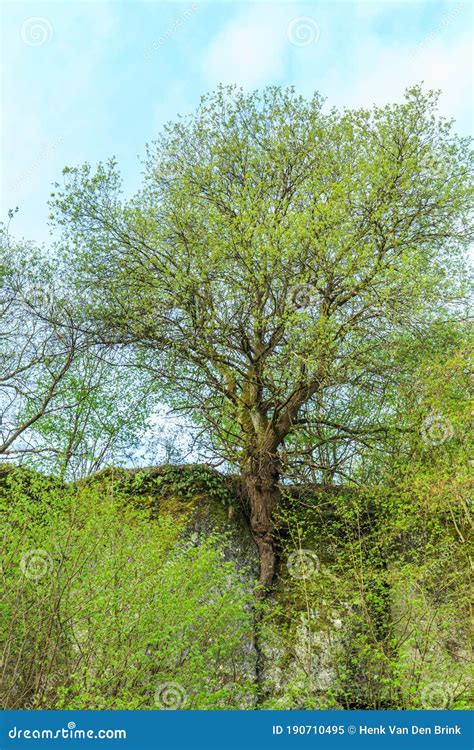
[[2, 0, 472, 245]]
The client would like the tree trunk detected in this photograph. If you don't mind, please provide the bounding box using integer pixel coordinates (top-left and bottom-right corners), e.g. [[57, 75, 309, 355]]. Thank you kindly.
[[242, 452, 281, 594]]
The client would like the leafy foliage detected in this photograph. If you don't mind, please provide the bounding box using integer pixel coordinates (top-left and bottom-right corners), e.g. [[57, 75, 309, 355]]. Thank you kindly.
[[0, 470, 255, 709], [1, 85, 472, 709], [50, 85, 472, 478]]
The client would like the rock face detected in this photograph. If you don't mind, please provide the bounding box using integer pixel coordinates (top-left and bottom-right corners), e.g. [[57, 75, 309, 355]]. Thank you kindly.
[[111, 465, 471, 711], [3, 463, 471, 710], [88, 464, 259, 575], [94, 466, 355, 708]]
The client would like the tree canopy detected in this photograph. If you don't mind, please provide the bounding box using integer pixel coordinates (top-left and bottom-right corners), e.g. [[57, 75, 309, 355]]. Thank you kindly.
[[50, 84, 473, 586]]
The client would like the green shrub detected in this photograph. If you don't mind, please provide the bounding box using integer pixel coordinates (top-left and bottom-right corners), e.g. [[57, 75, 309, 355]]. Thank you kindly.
[[0, 472, 255, 709]]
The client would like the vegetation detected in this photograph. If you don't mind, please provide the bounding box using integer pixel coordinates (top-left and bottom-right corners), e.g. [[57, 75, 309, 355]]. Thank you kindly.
[[0, 85, 472, 709], [0, 467, 255, 709], [49, 85, 471, 589]]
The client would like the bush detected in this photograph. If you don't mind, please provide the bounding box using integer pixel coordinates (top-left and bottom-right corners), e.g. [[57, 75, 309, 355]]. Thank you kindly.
[[0, 471, 255, 709]]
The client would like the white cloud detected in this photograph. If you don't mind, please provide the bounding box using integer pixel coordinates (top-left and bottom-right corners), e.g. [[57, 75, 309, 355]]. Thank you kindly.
[[413, 32, 472, 129], [296, 22, 472, 135], [202, 5, 290, 88], [202, 3, 471, 134], [1, 2, 117, 241]]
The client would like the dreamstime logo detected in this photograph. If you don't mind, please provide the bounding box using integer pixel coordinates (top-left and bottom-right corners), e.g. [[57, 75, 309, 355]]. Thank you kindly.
[[20, 17, 53, 47], [420, 681, 454, 709], [287, 283, 318, 310], [287, 16, 320, 47], [419, 152, 440, 173], [287, 549, 320, 580], [421, 412, 454, 446], [10, 137, 64, 193], [300, 606, 345, 630], [410, 2, 464, 59], [17, 672, 63, 709], [145, 4, 199, 58], [20, 549, 53, 581], [300, 608, 318, 626], [325, 540, 338, 557], [154, 681, 188, 709], [155, 149, 183, 178], [22, 283, 55, 313], [420, 540, 459, 583]]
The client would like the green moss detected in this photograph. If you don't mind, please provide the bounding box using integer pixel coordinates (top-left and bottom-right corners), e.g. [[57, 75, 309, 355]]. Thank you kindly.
[[78, 464, 237, 516]]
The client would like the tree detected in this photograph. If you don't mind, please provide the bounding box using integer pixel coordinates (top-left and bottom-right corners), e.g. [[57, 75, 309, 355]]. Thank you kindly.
[[51, 85, 473, 590], [0, 227, 151, 477]]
